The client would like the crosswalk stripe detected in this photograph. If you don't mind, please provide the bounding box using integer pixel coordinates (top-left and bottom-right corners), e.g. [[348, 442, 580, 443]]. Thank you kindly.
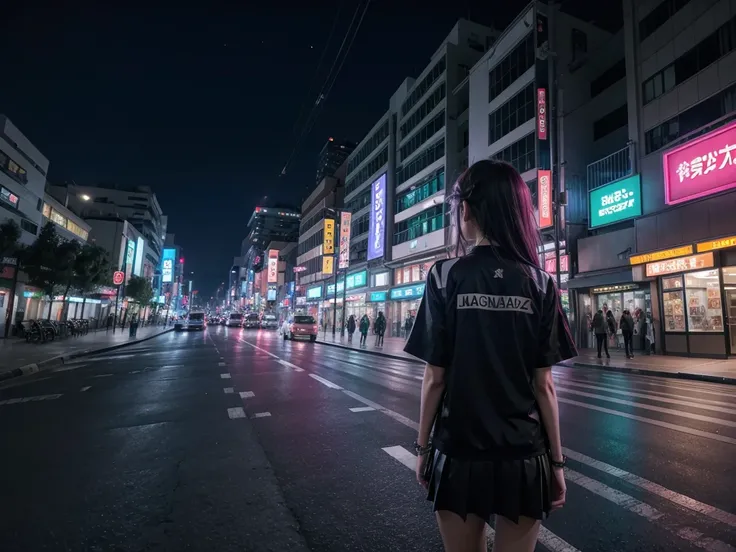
[[563, 448, 736, 528], [565, 469, 735, 552], [382, 446, 580, 552], [555, 379, 736, 415], [556, 386, 736, 428], [558, 397, 736, 445]]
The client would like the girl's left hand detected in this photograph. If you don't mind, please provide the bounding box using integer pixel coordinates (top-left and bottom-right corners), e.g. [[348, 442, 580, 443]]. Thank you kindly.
[[416, 454, 428, 488]]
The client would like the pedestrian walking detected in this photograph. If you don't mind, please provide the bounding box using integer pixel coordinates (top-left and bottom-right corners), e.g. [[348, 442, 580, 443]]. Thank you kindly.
[[359, 314, 369, 347], [592, 309, 609, 358], [620, 309, 635, 358], [404, 316, 413, 340], [606, 310, 617, 349], [407, 160, 575, 552], [374, 311, 386, 347], [347, 314, 356, 342]]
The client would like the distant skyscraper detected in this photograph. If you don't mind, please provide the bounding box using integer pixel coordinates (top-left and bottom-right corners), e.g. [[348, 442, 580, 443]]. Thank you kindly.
[[316, 137, 355, 185]]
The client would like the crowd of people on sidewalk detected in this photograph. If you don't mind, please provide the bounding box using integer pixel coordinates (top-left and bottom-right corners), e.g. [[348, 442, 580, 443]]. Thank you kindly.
[[342, 312, 387, 347], [589, 305, 655, 359]]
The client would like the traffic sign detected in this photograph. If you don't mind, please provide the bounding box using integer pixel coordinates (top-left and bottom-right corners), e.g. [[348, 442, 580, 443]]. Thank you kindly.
[[113, 271, 125, 286]]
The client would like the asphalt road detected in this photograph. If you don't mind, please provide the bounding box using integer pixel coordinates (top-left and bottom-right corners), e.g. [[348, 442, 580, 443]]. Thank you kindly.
[[1, 325, 735, 551]]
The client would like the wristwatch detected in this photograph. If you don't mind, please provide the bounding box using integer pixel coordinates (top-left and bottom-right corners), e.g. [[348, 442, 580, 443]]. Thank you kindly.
[[413, 440, 432, 456], [549, 455, 566, 468]]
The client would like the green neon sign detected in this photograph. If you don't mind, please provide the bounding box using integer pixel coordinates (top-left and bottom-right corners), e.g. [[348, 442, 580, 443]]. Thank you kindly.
[[589, 174, 642, 229]]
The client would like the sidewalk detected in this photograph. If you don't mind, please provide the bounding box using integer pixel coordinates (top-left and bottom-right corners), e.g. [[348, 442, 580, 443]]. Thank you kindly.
[[317, 333, 736, 385], [0, 325, 174, 381]]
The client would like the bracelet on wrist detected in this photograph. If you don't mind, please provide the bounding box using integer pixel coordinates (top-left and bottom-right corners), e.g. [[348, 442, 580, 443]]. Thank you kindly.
[[549, 454, 566, 468], [413, 440, 433, 456]]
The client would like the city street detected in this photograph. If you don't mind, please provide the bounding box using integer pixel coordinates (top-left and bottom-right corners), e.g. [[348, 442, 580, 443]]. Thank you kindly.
[[1, 326, 735, 551]]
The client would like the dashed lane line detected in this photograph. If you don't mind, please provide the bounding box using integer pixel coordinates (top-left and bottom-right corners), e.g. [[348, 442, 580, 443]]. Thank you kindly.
[[227, 407, 246, 419], [79, 386, 91, 392], [252, 412, 271, 418], [0, 393, 63, 406], [381, 446, 580, 552], [349, 406, 376, 412], [224, 387, 234, 394], [563, 448, 736, 528], [218, 362, 226, 367], [220, 373, 231, 379], [309, 373, 342, 389], [92, 374, 113, 378], [240, 391, 255, 398], [278, 359, 305, 372]]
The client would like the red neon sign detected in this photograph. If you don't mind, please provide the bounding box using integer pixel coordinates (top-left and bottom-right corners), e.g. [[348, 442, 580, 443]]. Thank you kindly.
[[538, 170, 553, 229], [537, 88, 547, 140], [663, 120, 736, 205]]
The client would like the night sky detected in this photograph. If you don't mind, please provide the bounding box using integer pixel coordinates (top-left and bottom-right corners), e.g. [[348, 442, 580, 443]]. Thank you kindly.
[[0, 1, 620, 296]]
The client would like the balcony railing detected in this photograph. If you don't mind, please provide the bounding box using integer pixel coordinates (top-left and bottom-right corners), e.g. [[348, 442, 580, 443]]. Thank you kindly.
[[586, 144, 634, 194]]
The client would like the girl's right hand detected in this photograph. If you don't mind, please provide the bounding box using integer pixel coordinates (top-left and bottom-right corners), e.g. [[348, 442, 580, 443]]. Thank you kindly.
[[550, 467, 566, 511]]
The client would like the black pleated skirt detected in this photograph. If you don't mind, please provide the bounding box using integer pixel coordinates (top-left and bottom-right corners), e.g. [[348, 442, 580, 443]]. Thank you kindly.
[[427, 451, 552, 524]]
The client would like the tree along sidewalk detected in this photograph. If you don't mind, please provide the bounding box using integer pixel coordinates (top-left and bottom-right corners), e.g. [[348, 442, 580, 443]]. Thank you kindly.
[[0, 325, 171, 374]]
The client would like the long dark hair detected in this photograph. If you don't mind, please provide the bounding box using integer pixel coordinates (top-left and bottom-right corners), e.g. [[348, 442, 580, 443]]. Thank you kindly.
[[448, 159, 540, 266]]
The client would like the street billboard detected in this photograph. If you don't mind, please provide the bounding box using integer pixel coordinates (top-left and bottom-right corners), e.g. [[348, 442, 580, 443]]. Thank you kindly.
[[537, 170, 553, 229], [322, 256, 334, 275], [537, 88, 547, 140], [323, 219, 335, 255], [589, 174, 642, 229], [267, 249, 279, 283], [124, 239, 136, 281], [368, 173, 386, 260], [133, 236, 145, 276], [338, 211, 352, 269], [162, 248, 176, 283]]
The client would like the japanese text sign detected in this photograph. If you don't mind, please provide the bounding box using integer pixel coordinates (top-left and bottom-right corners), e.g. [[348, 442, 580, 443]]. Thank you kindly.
[[339, 211, 352, 269], [645, 252, 714, 277], [589, 174, 642, 228], [322, 256, 334, 275], [389, 283, 426, 300], [696, 235, 736, 253], [629, 245, 693, 265], [368, 174, 386, 260], [267, 249, 279, 283], [663, 120, 736, 205], [306, 285, 322, 299], [323, 219, 335, 255], [538, 170, 553, 229], [537, 89, 547, 140]]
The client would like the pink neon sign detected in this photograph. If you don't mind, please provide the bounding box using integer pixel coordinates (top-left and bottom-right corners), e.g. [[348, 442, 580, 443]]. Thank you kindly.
[[663, 120, 736, 205]]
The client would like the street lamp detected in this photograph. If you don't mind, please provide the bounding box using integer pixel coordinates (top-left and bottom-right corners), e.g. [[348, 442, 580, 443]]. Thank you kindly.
[[80, 194, 91, 201]]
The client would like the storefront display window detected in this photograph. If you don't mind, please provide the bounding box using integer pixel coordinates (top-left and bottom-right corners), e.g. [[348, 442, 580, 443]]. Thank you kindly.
[[662, 274, 686, 332], [373, 272, 389, 287], [684, 270, 723, 332], [394, 262, 431, 285]]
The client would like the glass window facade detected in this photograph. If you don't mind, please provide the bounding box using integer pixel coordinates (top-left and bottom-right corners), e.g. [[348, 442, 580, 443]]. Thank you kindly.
[[43, 203, 89, 240], [493, 133, 535, 174], [345, 147, 388, 196], [395, 171, 445, 214], [593, 104, 628, 141], [400, 111, 445, 161], [590, 59, 626, 98], [347, 121, 389, 174], [402, 57, 446, 117], [393, 205, 445, 245], [0, 150, 28, 184], [684, 270, 724, 332], [488, 33, 534, 101], [397, 140, 444, 185], [394, 262, 432, 285], [400, 84, 446, 139], [488, 83, 535, 145], [640, 0, 693, 42]]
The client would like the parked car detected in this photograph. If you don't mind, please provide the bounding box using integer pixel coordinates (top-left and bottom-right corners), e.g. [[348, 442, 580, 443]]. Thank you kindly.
[[243, 313, 260, 329], [283, 315, 318, 342], [226, 313, 243, 327], [174, 317, 185, 332], [260, 313, 278, 329]]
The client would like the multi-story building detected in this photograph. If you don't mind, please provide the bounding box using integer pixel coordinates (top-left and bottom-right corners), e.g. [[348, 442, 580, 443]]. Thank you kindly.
[[570, 0, 736, 358], [41, 192, 91, 244], [0, 115, 48, 245], [48, 182, 166, 287], [296, 160, 346, 324], [316, 138, 355, 185]]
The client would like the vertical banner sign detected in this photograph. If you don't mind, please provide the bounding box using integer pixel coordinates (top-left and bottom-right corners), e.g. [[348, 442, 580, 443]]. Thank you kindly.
[[537, 89, 547, 140], [124, 239, 136, 282], [323, 219, 335, 255], [338, 211, 352, 269], [162, 248, 176, 283], [538, 169, 553, 228], [367, 173, 386, 260], [267, 249, 279, 283], [322, 256, 334, 275]]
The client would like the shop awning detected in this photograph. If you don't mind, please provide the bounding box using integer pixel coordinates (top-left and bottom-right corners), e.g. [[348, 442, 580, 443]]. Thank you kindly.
[[566, 268, 634, 290]]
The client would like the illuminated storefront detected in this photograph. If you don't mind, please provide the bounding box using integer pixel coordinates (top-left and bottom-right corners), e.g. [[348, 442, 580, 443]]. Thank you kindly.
[[388, 282, 426, 337]]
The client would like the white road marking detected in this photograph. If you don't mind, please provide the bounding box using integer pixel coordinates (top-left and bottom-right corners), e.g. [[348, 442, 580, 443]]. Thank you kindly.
[[161, 364, 184, 369], [349, 406, 376, 412], [342, 389, 419, 430], [308, 373, 342, 389], [93, 353, 135, 360], [223, 387, 234, 394], [79, 386, 91, 392], [53, 364, 89, 372], [564, 448, 736, 528], [220, 373, 231, 379], [253, 411, 271, 418], [130, 370, 142, 374], [556, 380, 736, 415], [218, 362, 226, 366], [278, 359, 305, 372], [383, 446, 580, 552], [227, 407, 246, 419], [566, 469, 735, 552], [558, 397, 736, 445], [239, 391, 255, 398], [92, 374, 113, 378], [0, 393, 63, 405]]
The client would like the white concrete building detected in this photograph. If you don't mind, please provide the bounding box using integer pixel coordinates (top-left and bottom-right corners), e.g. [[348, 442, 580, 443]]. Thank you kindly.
[[41, 193, 90, 244], [0, 115, 49, 245]]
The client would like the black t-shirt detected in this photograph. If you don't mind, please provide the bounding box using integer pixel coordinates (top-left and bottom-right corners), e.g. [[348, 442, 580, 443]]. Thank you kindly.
[[404, 245, 575, 461]]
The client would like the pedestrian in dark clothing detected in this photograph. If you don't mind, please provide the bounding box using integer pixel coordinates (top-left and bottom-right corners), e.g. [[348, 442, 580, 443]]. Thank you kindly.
[[404, 317, 413, 340], [359, 314, 370, 347], [592, 309, 610, 359], [606, 310, 617, 349], [374, 312, 386, 347], [620, 309, 635, 358], [347, 315, 356, 342]]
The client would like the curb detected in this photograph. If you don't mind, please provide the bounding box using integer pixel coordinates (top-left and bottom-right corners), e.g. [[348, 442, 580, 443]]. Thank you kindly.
[[567, 360, 736, 386], [315, 339, 423, 364], [0, 328, 174, 383]]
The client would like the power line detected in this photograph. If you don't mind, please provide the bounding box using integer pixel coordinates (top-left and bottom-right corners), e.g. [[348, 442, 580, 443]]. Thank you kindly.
[[280, 0, 371, 177]]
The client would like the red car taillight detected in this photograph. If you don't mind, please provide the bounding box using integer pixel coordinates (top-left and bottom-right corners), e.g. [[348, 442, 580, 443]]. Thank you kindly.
[[311, 325, 318, 333]]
